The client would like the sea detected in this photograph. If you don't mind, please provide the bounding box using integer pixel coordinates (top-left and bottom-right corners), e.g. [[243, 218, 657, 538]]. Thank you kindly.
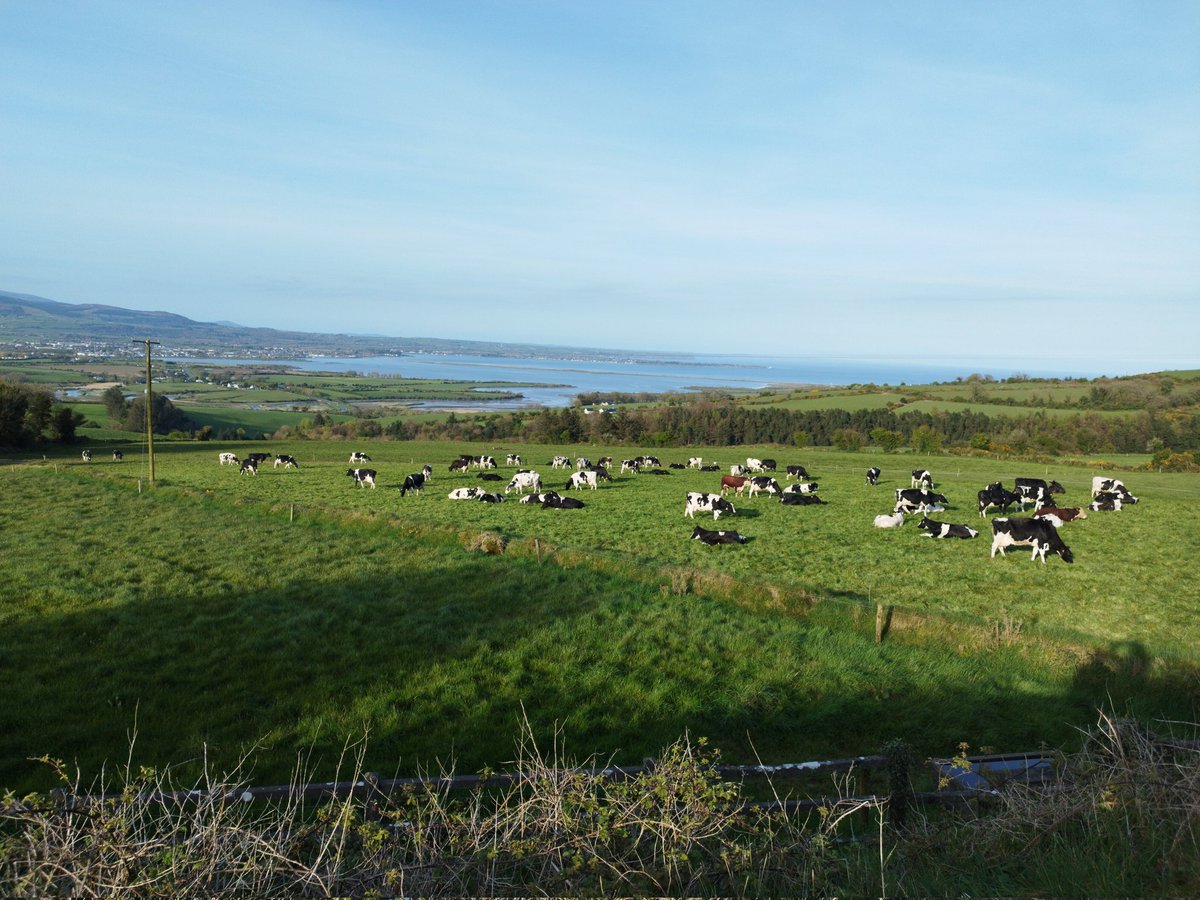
[[165, 352, 1152, 410]]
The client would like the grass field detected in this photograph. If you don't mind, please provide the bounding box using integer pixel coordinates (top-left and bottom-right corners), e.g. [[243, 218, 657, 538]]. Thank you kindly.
[[2, 440, 1197, 795]]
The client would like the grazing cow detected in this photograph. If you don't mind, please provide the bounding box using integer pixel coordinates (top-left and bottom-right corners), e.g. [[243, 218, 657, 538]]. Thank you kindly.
[[621, 459, 640, 474], [505, 454, 521, 466], [598, 456, 613, 468], [781, 492, 825, 506], [874, 512, 905, 528], [699, 465, 720, 472], [476, 455, 498, 469], [917, 517, 979, 539], [782, 481, 819, 495], [240, 459, 259, 476], [785, 465, 811, 481], [449, 458, 470, 473], [977, 486, 1022, 517], [274, 454, 299, 469], [219, 452, 239, 466], [1033, 506, 1088, 525], [745, 457, 765, 472], [759, 458, 777, 471], [448, 487, 483, 500], [894, 488, 949, 514], [636, 455, 661, 467], [587, 466, 613, 482], [246, 452, 271, 465], [688, 457, 703, 469], [576, 457, 592, 470], [478, 473, 503, 481], [112, 450, 124, 462], [349, 451, 372, 464], [1015, 486, 1054, 512], [400, 472, 426, 496], [550, 455, 571, 469], [506, 470, 541, 494], [1015, 477, 1064, 499], [346, 467, 376, 488], [684, 491, 736, 520], [866, 467, 880, 485], [81, 450, 93, 462], [720, 475, 749, 495], [911, 469, 933, 489], [991, 517, 1073, 563], [520, 490, 561, 505], [730, 464, 750, 477], [543, 494, 585, 509], [745, 476, 782, 498], [566, 470, 599, 491], [477, 492, 504, 503], [690, 525, 746, 545]]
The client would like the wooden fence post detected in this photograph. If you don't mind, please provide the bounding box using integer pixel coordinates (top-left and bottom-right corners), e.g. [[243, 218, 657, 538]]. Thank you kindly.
[[876, 604, 885, 644], [290, 503, 295, 523], [535, 539, 542, 564]]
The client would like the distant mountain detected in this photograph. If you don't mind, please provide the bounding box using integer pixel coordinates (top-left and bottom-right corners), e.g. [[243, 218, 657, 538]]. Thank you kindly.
[[0, 291, 638, 361]]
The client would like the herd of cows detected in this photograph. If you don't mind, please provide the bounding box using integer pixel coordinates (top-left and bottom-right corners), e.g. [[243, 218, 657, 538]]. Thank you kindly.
[[80, 446, 1140, 561]]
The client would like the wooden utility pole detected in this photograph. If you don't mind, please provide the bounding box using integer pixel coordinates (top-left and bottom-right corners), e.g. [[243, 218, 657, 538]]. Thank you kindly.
[[133, 339, 161, 483]]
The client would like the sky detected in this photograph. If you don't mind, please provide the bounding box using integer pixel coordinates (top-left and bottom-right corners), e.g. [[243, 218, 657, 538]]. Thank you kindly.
[[2, 1, 1198, 371]]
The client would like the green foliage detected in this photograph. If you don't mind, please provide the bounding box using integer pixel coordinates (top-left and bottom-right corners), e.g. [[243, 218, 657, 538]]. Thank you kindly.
[[871, 427, 904, 453], [831, 428, 865, 451], [910, 424, 943, 454]]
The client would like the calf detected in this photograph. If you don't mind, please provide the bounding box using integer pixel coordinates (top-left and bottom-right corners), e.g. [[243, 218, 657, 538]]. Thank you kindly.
[[346, 467, 377, 488], [911, 469, 933, 489], [918, 517, 979, 539], [690, 525, 746, 545], [873, 512, 905, 528], [448, 487, 483, 500], [1033, 506, 1087, 525], [720, 475, 749, 495], [506, 470, 542, 494], [687, 456, 703, 469], [274, 454, 299, 469], [421, 464, 433, 480], [219, 452, 239, 466], [684, 491, 736, 520], [990, 517, 1073, 563], [621, 459, 640, 474], [745, 476, 781, 498], [781, 492, 825, 506], [81, 449, 93, 462], [786, 465, 811, 481], [349, 451, 372, 464], [240, 458, 259, 476], [400, 472, 426, 496], [866, 467, 881, 485], [112, 450, 124, 462]]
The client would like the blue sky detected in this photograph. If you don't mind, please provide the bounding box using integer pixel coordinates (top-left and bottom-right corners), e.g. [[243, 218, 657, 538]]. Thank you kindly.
[[2, 1, 1198, 370]]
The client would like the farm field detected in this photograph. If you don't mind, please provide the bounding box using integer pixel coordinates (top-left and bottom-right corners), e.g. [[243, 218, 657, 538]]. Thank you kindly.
[[2, 440, 1197, 795]]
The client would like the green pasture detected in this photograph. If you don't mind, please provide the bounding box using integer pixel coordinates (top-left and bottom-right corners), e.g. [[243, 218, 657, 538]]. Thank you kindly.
[[895, 399, 1134, 418], [740, 391, 905, 411], [2, 454, 1196, 797]]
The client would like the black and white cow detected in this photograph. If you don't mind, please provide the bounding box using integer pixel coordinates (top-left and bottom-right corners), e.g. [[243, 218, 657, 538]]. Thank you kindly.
[[894, 488, 949, 514], [566, 470, 600, 491], [635, 455, 661, 467], [421, 464, 433, 480], [911, 469, 933, 489], [400, 472, 426, 496], [346, 467, 376, 488], [866, 467, 880, 485], [759, 458, 777, 471], [475, 455, 498, 470], [1015, 478, 1064, 499], [274, 454, 299, 469], [448, 486, 483, 500], [781, 492, 825, 506], [699, 465, 720, 472], [745, 476, 782, 498], [449, 458, 470, 473], [112, 450, 124, 462], [478, 473, 503, 481], [785, 464, 811, 481], [688, 456, 704, 469], [575, 457, 592, 470], [543, 494, 585, 509], [1091, 478, 1138, 504], [977, 486, 1022, 517], [597, 456, 613, 468], [349, 451, 372, 464], [246, 452, 271, 465], [520, 490, 561, 505], [506, 470, 541, 494], [990, 517, 1073, 563], [550, 455, 572, 469], [477, 492, 504, 503], [669, 462, 687, 469], [782, 481, 819, 495], [684, 492, 736, 520], [1090, 491, 1135, 511], [917, 517, 979, 539], [81, 449, 93, 462], [240, 458, 259, 476], [690, 525, 746, 545], [219, 452, 239, 466], [505, 454, 522, 467], [730, 464, 750, 477], [621, 459, 640, 474], [745, 457, 766, 472]]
